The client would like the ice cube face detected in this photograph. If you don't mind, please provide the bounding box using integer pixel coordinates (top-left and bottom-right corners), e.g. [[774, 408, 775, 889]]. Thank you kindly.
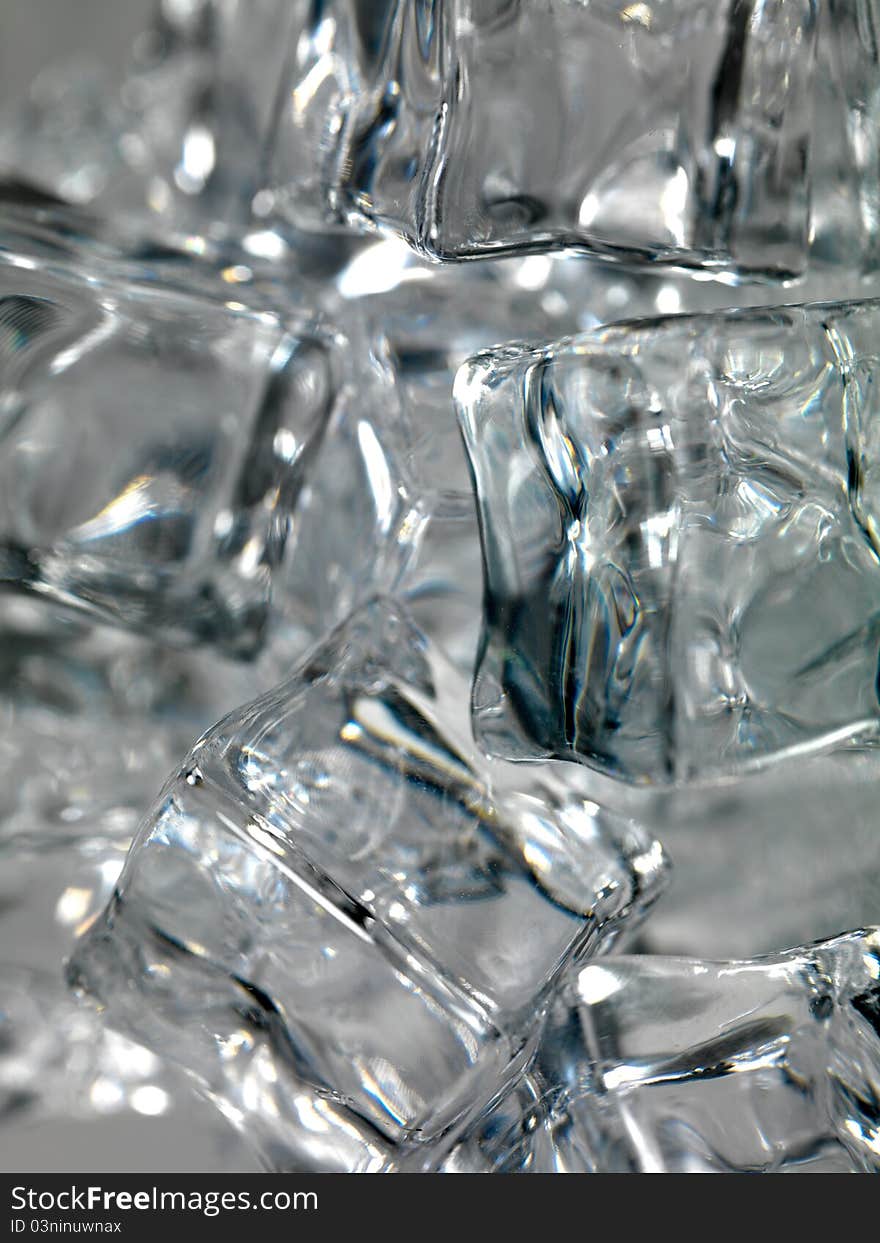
[[0, 252, 343, 655], [67, 599, 667, 1169], [269, 0, 833, 275], [442, 929, 880, 1173], [457, 298, 880, 783], [541, 931, 880, 1173]]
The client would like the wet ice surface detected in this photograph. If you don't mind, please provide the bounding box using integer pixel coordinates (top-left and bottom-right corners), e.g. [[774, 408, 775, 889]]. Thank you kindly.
[[2, 1, 880, 1177], [67, 600, 666, 1171], [0, 246, 344, 656], [458, 298, 880, 783], [445, 929, 880, 1173], [269, 1, 880, 279]]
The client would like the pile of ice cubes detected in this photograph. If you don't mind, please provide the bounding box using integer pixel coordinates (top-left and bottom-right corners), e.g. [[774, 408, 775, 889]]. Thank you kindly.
[[2, 0, 880, 1173]]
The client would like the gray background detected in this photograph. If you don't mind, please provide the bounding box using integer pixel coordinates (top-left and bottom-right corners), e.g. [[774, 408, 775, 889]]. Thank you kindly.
[[1, 0, 153, 102]]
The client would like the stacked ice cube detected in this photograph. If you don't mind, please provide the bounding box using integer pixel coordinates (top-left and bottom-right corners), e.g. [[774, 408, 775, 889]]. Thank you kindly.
[[1, 0, 879, 1173]]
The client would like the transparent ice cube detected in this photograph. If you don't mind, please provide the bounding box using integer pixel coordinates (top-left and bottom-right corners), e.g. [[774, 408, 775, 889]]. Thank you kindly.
[[67, 599, 666, 1171], [269, 0, 832, 276], [0, 246, 344, 655], [457, 297, 880, 783], [321, 239, 810, 673], [453, 930, 880, 1173]]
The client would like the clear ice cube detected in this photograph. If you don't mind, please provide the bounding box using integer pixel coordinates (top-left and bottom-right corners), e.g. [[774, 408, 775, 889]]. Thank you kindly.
[[456, 297, 880, 783], [67, 599, 666, 1170], [451, 930, 880, 1173], [0, 247, 343, 655], [269, 0, 833, 276], [317, 240, 815, 672], [288, 231, 880, 671]]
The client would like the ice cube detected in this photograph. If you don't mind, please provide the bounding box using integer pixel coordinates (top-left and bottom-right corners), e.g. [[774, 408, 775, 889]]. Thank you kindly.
[[67, 598, 666, 1170], [0, 246, 343, 655], [269, 0, 828, 277], [460, 930, 880, 1173], [549, 934, 879, 1173], [456, 297, 880, 782]]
